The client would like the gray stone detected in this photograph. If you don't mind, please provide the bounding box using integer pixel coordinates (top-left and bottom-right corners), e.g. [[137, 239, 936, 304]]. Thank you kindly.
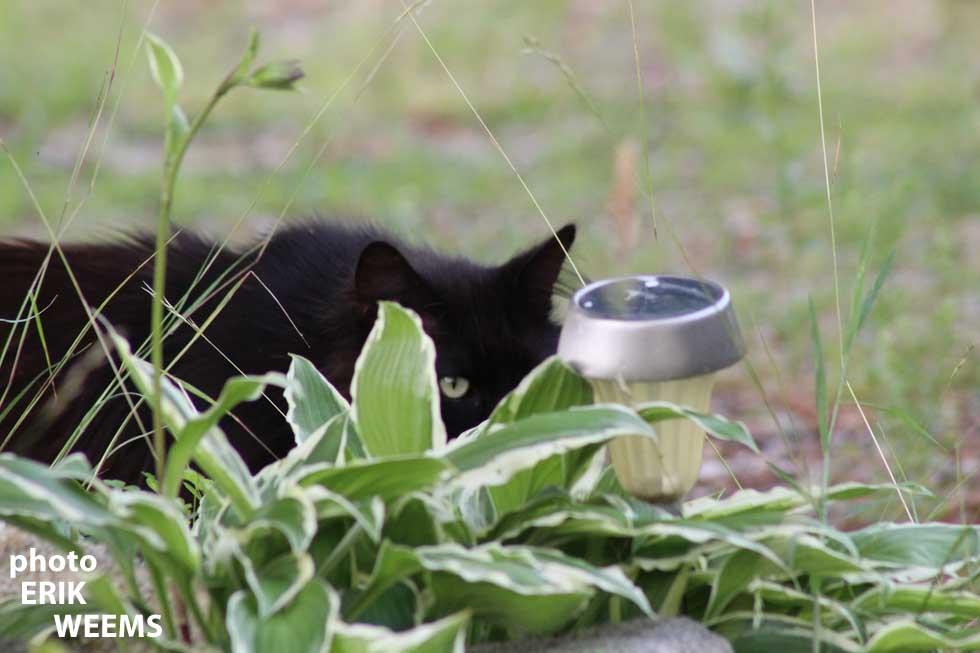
[[472, 618, 733, 653]]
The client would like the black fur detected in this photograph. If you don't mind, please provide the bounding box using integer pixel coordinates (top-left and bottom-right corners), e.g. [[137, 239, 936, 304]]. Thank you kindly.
[[0, 221, 576, 483]]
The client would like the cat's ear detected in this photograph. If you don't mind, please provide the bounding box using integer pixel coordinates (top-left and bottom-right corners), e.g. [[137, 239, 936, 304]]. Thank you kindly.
[[501, 223, 577, 318], [354, 241, 436, 316]]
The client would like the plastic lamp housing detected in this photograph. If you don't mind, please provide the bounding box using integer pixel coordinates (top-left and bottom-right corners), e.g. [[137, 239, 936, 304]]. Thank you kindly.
[[557, 275, 745, 503]]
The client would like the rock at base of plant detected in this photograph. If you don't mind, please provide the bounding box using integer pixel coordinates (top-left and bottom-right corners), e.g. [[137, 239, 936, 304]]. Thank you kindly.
[[472, 618, 732, 653]]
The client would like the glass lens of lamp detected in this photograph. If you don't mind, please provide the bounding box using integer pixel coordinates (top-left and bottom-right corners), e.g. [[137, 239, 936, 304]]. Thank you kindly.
[[593, 374, 715, 502]]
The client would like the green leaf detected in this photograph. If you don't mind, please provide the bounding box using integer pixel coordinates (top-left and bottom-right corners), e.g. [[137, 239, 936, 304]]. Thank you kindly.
[[637, 401, 759, 452], [487, 454, 568, 520], [844, 222, 876, 354], [230, 28, 261, 84], [108, 491, 199, 575], [111, 331, 261, 517], [749, 581, 865, 639], [306, 488, 385, 542], [344, 541, 423, 622], [168, 103, 190, 146], [762, 533, 866, 575], [632, 521, 793, 578], [351, 302, 445, 456], [242, 490, 318, 553], [486, 356, 593, 427], [246, 60, 305, 90], [720, 616, 862, 653], [486, 491, 670, 542], [483, 357, 596, 516], [245, 552, 315, 618], [145, 33, 184, 104], [332, 611, 469, 653], [286, 354, 350, 444], [854, 585, 980, 618], [418, 543, 649, 633], [808, 297, 829, 450], [165, 371, 283, 498], [445, 404, 655, 489], [683, 482, 931, 523], [855, 250, 894, 342], [350, 541, 650, 634], [353, 581, 419, 631], [297, 455, 448, 503], [0, 454, 116, 527], [865, 620, 980, 652], [853, 523, 980, 568], [705, 548, 759, 619], [227, 579, 336, 653], [271, 413, 354, 483], [0, 598, 91, 641]]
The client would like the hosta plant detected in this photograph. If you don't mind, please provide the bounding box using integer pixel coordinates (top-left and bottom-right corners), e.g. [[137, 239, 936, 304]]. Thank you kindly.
[[0, 301, 977, 653]]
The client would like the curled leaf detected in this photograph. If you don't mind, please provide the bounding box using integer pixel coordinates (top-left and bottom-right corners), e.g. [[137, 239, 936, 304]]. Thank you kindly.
[[145, 33, 184, 103], [247, 60, 304, 91]]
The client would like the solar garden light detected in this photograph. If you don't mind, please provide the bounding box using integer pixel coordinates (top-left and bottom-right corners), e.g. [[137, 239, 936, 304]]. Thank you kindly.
[[558, 275, 745, 504]]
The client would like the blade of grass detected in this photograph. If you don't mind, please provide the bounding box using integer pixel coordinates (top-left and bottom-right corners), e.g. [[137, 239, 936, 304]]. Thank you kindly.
[[397, 0, 584, 286], [809, 0, 844, 373], [0, 141, 149, 463], [627, 0, 658, 241], [845, 380, 913, 522]]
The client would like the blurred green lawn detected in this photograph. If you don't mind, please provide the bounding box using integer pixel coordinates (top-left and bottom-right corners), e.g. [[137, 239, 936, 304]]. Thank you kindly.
[[1, 1, 977, 508]]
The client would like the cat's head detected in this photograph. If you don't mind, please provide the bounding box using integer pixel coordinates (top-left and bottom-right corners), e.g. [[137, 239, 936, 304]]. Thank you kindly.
[[353, 224, 577, 437]]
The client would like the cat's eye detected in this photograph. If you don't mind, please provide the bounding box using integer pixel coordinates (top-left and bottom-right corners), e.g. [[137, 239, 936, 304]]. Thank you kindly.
[[439, 376, 470, 399]]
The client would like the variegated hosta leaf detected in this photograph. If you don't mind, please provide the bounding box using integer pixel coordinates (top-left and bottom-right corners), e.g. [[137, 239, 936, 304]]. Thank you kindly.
[[637, 401, 759, 452], [715, 613, 863, 653], [241, 551, 315, 618], [853, 585, 980, 618], [351, 302, 446, 456], [422, 544, 646, 634], [332, 610, 469, 653], [632, 521, 792, 578], [0, 454, 116, 527], [747, 580, 864, 635], [111, 332, 262, 517], [165, 371, 285, 499], [305, 487, 385, 543], [852, 522, 980, 569], [444, 404, 655, 490], [482, 357, 597, 519], [865, 620, 980, 652], [227, 579, 336, 653], [683, 482, 932, 525], [264, 413, 354, 484], [285, 354, 350, 445], [486, 491, 655, 542], [0, 599, 91, 642], [485, 356, 593, 428], [108, 491, 200, 575], [237, 490, 318, 554], [349, 541, 650, 635], [297, 455, 449, 503], [351, 581, 420, 632], [761, 533, 866, 575]]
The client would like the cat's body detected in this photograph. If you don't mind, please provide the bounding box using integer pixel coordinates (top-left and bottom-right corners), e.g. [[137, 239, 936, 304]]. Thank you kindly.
[[0, 221, 576, 483]]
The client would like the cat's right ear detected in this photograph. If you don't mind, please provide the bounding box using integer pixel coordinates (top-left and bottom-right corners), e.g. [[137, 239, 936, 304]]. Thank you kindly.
[[354, 242, 436, 318]]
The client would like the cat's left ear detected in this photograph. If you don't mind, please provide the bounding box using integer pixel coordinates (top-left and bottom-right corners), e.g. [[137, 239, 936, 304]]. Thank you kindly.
[[354, 241, 437, 318], [500, 223, 576, 318]]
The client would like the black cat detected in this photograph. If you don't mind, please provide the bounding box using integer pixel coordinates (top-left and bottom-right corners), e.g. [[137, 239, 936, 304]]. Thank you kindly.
[[0, 221, 576, 483]]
